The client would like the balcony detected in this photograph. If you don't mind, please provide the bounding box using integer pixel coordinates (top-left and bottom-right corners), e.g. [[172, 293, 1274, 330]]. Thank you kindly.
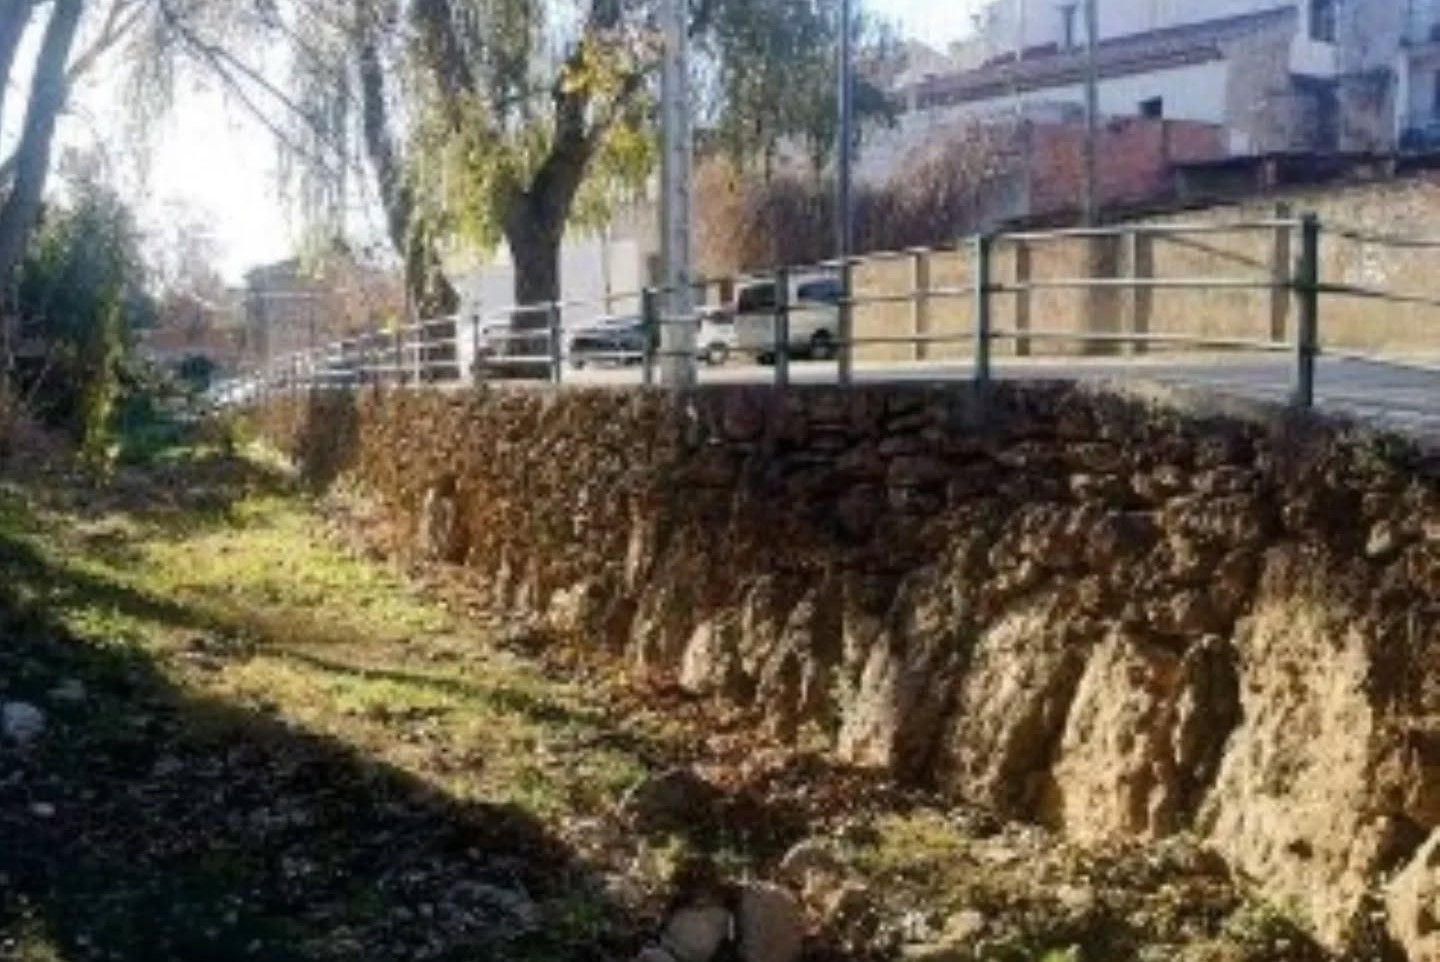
[[1405, 0, 1440, 45]]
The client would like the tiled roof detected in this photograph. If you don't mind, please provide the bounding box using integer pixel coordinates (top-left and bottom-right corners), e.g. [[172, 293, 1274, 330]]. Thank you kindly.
[[908, 6, 1297, 110]]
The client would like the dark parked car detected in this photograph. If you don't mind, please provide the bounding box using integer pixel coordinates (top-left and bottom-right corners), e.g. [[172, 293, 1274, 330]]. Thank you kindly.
[[568, 316, 648, 368]]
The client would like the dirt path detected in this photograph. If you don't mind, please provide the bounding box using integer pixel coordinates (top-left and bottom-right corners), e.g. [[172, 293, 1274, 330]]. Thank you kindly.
[[0, 449, 1339, 962]]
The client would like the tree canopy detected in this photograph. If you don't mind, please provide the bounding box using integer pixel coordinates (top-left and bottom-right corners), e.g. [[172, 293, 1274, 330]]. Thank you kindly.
[[258, 0, 900, 312]]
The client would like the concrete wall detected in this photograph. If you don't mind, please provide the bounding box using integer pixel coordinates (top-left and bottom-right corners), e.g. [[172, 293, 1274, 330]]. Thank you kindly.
[[851, 172, 1440, 362]]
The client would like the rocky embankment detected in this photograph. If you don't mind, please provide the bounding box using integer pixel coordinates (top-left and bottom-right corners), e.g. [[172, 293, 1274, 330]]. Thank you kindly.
[[254, 383, 1440, 959]]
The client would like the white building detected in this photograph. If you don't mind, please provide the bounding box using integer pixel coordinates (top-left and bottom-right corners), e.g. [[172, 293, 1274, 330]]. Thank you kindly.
[[893, 0, 1432, 157]]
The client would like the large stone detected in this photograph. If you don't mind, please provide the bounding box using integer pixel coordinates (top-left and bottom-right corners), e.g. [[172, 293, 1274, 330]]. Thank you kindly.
[[939, 603, 1088, 817], [619, 768, 718, 835], [2, 702, 46, 747], [679, 617, 747, 698], [836, 571, 968, 778], [1386, 830, 1440, 962], [1047, 631, 1235, 841], [417, 481, 464, 562], [1199, 598, 1398, 950], [736, 882, 804, 962], [659, 904, 733, 962]]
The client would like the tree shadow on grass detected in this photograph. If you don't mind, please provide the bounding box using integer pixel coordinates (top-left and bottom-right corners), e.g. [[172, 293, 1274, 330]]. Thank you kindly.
[[0, 519, 636, 961]]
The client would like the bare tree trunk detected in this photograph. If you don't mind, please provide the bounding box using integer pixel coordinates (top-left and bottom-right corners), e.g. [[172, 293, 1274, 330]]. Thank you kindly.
[[0, 0, 83, 358], [0, 0, 34, 138]]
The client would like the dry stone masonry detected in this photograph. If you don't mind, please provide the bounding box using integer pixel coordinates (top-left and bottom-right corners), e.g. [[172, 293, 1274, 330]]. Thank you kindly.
[[254, 382, 1440, 959]]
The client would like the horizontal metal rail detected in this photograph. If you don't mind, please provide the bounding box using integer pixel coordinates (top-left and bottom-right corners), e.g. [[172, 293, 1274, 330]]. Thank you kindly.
[[221, 214, 1440, 410], [1324, 223, 1440, 250], [1314, 347, 1440, 376], [986, 329, 1293, 352]]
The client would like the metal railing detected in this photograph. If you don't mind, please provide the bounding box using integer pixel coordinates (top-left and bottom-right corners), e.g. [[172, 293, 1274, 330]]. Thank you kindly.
[[225, 212, 1440, 412]]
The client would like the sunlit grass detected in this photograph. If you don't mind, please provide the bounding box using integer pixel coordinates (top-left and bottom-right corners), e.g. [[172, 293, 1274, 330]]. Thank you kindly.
[[0, 450, 648, 823]]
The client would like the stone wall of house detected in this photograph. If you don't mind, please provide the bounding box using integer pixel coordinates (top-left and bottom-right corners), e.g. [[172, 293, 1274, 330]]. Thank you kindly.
[[253, 382, 1440, 959]]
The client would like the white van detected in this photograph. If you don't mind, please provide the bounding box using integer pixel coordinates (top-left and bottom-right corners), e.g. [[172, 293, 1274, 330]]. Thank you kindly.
[[732, 273, 841, 363]]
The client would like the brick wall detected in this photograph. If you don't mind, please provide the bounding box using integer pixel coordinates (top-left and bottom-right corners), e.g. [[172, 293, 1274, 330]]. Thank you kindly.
[[1029, 118, 1229, 217]]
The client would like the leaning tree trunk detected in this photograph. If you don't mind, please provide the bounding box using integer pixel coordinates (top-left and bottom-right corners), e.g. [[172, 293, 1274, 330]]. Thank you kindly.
[[494, 198, 565, 380], [0, 0, 83, 368]]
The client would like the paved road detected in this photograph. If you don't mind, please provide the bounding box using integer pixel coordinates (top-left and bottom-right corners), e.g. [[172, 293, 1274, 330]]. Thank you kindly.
[[567, 352, 1440, 446]]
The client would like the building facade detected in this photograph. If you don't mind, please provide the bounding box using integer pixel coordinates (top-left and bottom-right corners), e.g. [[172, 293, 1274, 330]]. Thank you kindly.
[[895, 0, 1426, 157]]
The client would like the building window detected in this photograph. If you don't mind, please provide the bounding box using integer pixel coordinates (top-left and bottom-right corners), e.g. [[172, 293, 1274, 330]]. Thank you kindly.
[[1139, 96, 1164, 119], [1310, 0, 1336, 43], [1059, 3, 1078, 49]]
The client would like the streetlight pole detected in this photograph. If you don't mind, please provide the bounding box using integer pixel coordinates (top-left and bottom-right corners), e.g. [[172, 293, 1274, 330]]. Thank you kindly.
[[836, 0, 855, 384], [1082, 0, 1100, 225], [658, 0, 695, 388]]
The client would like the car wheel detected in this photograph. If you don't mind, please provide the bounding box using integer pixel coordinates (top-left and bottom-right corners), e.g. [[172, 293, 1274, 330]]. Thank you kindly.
[[570, 357, 586, 370], [757, 351, 775, 366], [810, 330, 836, 360], [705, 343, 730, 366]]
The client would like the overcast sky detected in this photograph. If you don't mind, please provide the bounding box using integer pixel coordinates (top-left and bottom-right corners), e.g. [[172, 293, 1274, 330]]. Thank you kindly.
[[73, 1, 977, 284]]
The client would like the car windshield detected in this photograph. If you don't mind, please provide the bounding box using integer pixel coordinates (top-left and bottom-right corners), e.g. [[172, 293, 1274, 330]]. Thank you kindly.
[[796, 279, 842, 304], [736, 284, 777, 313]]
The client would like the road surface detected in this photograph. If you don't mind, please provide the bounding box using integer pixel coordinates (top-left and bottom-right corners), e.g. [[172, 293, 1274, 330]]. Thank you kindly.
[[565, 352, 1440, 446]]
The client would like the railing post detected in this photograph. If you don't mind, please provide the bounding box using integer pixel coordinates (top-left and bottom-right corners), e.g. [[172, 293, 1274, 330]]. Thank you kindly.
[[774, 267, 791, 389], [973, 233, 993, 387], [838, 258, 853, 385], [547, 302, 564, 384], [1128, 228, 1154, 356], [911, 249, 931, 362], [1293, 213, 1320, 408], [641, 287, 658, 387], [1014, 239, 1032, 358], [469, 314, 482, 384], [1271, 201, 1294, 344]]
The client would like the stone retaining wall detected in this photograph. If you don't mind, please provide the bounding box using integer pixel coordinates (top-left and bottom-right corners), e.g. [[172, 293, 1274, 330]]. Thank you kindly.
[[253, 382, 1440, 959]]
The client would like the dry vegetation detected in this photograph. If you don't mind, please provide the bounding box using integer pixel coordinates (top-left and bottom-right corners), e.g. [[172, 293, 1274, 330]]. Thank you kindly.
[[697, 122, 1023, 276]]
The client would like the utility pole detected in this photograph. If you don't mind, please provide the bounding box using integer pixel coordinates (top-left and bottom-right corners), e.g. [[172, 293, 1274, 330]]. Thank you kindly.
[[836, 0, 855, 384], [658, 0, 695, 388], [1082, 0, 1100, 225]]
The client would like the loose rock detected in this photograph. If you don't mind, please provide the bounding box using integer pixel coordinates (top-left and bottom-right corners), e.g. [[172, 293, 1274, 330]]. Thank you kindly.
[[736, 882, 804, 962], [2, 702, 46, 747]]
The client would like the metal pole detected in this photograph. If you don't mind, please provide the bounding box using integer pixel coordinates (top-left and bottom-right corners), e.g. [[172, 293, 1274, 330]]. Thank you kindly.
[[1082, 0, 1100, 225], [836, 0, 855, 385], [658, 0, 696, 388], [775, 268, 791, 388], [470, 313, 482, 384], [1294, 214, 1320, 408], [974, 234, 993, 387], [911, 250, 931, 362], [641, 287, 658, 386], [547, 302, 564, 384]]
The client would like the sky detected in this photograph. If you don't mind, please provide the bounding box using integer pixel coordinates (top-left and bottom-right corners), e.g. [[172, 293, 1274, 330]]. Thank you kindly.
[[68, 1, 976, 285]]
